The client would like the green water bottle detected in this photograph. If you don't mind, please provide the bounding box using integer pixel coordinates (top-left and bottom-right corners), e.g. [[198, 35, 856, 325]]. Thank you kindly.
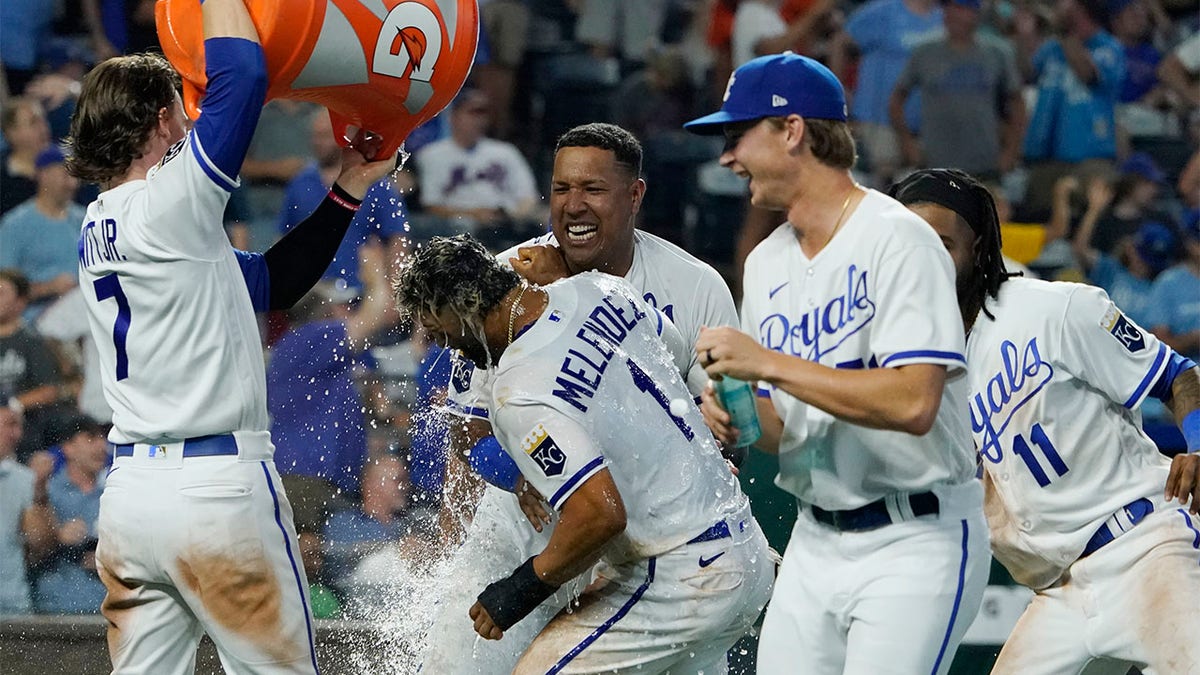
[[713, 376, 762, 448]]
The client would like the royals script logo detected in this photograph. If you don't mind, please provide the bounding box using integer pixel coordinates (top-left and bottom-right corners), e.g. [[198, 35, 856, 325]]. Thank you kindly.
[[757, 265, 875, 362], [971, 337, 1054, 462]]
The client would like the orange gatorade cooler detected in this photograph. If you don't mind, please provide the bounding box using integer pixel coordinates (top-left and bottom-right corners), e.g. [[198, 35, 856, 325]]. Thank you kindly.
[[156, 0, 479, 159]]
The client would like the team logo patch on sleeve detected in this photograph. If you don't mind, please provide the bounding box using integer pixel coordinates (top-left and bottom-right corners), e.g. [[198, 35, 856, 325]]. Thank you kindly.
[[158, 138, 186, 167], [451, 357, 474, 394], [521, 423, 566, 477], [1101, 306, 1146, 353]]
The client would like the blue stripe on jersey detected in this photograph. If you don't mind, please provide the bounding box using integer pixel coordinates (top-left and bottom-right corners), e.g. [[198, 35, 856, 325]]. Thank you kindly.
[[447, 402, 490, 419], [930, 520, 970, 675], [259, 462, 320, 673], [1179, 509, 1200, 551], [189, 132, 238, 192], [880, 350, 965, 367], [234, 250, 270, 312], [547, 557, 656, 674], [1124, 342, 1168, 409], [191, 37, 267, 186], [1149, 350, 1197, 402], [549, 456, 606, 510]]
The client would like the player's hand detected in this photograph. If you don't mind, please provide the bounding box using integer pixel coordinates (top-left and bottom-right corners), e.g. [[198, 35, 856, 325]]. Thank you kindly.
[[1165, 452, 1200, 514], [468, 601, 504, 640], [510, 245, 570, 286], [515, 476, 552, 532], [700, 381, 740, 448], [696, 325, 771, 383], [332, 129, 402, 200]]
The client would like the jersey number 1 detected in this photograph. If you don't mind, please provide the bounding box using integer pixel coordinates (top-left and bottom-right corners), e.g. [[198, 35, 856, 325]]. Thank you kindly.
[[94, 274, 130, 380], [626, 359, 694, 441]]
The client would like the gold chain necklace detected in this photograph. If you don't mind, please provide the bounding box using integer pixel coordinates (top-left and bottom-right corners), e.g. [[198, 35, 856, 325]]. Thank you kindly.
[[824, 186, 858, 249], [506, 283, 529, 345]]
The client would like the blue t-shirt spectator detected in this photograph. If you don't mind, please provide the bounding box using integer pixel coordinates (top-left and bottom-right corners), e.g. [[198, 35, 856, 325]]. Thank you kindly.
[[1024, 32, 1125, 163], [278, 166, 407, 291], [1146, 264, 1200, 360], [0, 200, 86, 286], [32, 470, 105, 614], [1088, 254, 1156, 328], [0, 0, 55, 71], [268, 320, 371, 496], [845, 0, 944, 128]]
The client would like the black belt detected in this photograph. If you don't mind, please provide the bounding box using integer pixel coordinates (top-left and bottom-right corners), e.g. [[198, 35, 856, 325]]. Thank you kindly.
[[1080, 498, 1153, 558], [809, 492, 940, 532], [111, 433, 239, 458]]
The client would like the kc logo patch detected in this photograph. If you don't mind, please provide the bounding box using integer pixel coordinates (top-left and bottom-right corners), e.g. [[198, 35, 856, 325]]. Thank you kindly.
[[1101, 306, 1146, 353], [521, 424, 566, 477], [451, 357, 474, 394]]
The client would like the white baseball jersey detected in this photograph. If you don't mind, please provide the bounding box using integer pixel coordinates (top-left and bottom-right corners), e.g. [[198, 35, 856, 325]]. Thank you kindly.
[[740, 189, 976, 510], [489, 272, 747, 559], [447, 229, 738, 418], [77, 133, 268, 444], [968, 277, 1176, 589]]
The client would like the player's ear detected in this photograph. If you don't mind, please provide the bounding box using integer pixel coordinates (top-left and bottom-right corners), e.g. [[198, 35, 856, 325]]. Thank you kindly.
[[629, 178, 647, 215]]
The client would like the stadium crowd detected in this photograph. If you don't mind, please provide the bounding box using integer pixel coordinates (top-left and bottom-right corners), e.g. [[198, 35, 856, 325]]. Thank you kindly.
[[0, 0, 1197, 627]]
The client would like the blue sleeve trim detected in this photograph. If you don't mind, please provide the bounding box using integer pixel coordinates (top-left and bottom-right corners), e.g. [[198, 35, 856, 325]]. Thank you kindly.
[[445, 401, 490, 419], [880, 350, 966, 367], [1183, 409, 1200, 453], [191, 37, 267, 183], [189, 133, 239, 191], [233, 250, 270, 312], [1149, 351, 1197, 403], [756, 386, 771, 398], [467, 436, 521, 492], [549, 456, 606, 510], [1124, 342, 1169, 409]]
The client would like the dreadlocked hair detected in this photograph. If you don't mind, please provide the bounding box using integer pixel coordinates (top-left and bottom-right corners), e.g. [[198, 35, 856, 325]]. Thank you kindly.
[[889, 168, 1018, 326], [393, 234, 520, 324]]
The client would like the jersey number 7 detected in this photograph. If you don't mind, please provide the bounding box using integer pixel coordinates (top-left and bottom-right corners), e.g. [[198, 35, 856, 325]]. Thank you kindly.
[[94, 274, 131, 381]]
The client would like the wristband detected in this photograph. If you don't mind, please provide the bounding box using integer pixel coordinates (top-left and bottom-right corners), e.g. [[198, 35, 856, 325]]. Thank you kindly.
[[1183, 409, 1200, 453], [328, 183, 362, 212], [467, 436, 522, 492], [476, 556, 559, 631]]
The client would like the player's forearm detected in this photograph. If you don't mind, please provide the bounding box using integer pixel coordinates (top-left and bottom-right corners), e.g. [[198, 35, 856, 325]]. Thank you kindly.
[[752, 395, 783, 454], [1167, 367, 1200, 420], [203, 0, 261, 43], [533, 471, 626, 586], [761, 352, 946, 435], [263, 186, 358, 309]]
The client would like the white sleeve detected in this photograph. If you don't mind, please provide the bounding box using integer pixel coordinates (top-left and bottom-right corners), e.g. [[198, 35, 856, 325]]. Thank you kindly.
[[445, 351, 491, 420], [138, 132, 234, 260], [869, 243, 966, 371], [1055, 285, 1170, 410], [492, 399, 610, 511]]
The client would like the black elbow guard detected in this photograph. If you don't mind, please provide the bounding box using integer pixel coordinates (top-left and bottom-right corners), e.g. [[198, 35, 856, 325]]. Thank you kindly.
[[476, 556, 560, 631]]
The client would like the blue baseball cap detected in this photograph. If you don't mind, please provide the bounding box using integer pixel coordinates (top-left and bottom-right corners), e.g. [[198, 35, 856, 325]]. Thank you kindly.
[[684, 52, 847, 135], [1133, 221, 1177, 275], [1119, 152, 1165, 184]]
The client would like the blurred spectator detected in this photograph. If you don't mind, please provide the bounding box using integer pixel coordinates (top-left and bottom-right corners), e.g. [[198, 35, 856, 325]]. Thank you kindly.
[[31, 415, 108, 614], [36, 288, 110, 423], [413, 89, 543, 249], [889, 0, 1026, 177], [268, 242, 398, 497], [1148, 212, 1200, 361], [476, 0, 531, 140], [1, 98, 52, 215], [1072, 176, 1175, 326], [278, 110, 410, 292], [614, 47, 698, 140], [0, 269, 68, 460], [1023, 0, 1124, 164], [0, 406, 54, 614], [1155, 31, 1200, 111], [0, 0, 57, 96], [80, 0, 160, 58], [0, 146, 86, 319], [280, 473, 342, 620], [1110, 0, 1176, 137], [1179, 149, 1200, 210], [575, 0, 669, 71], [1086, 152, 1174, 254], [324, 454, 435, 610], [841, 0, 944, 186], [731, 0, 837, 68]]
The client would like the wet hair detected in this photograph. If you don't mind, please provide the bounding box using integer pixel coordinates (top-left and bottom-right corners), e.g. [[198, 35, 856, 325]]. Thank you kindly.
[[66, 53, 182, 184], [0, 268, 31, 300], [556, 123, 643, 178], [888, 168, 1017, 324], [393, 234, 520, 323], [765, 117, 857, 170]]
